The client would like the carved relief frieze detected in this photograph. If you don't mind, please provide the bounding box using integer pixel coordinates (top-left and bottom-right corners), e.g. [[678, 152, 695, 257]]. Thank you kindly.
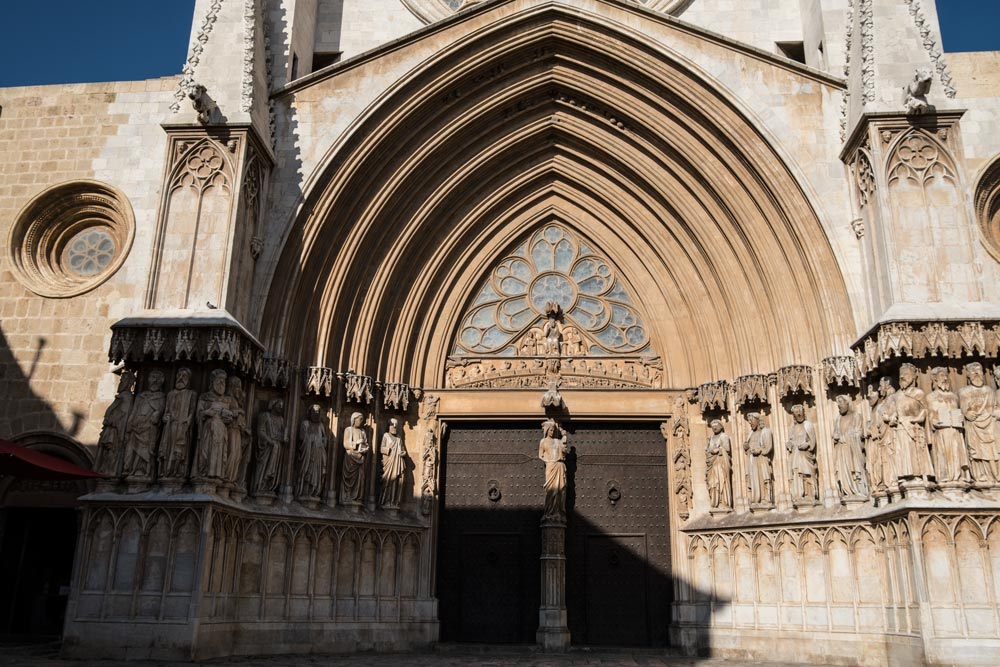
[[666, 397, 692, 520], [445, 355, 662, 389], [302, 366, 334, 396], [109, 322, 264, 378], [418, 393, 441, 516], [697, 380, 729, 413], [777, 365, 814, 398]]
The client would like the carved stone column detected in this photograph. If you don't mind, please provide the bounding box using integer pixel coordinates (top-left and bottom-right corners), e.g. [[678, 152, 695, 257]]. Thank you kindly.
[[536, 520, 571, 651]]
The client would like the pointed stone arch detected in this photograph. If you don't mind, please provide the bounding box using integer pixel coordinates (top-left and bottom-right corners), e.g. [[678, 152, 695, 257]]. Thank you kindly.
[[260, 2, 855, 388]]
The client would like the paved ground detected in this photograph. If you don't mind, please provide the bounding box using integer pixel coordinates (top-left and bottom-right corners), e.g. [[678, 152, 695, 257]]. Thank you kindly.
[[0, 643, 835, 667]]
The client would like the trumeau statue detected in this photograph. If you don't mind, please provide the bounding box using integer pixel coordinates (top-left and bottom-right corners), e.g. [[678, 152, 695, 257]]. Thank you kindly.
[[225, 376, 250, 487], [893, 363, 933, 482], [705, 419, 732, 511], [340, 412, 370, 506], [786, 404, 819, 505], [158, 367, 197, 480], [96, 370, 135, 477], [832, 395, 869, 499], [254, 398, 286, 496], [744, 412, 774, 508], [927, 367, 970, 485], [379, 418, 408, 510], [197, 369, 233, 481], [122, 370, 166, 480], [539, 419, 570, 523], [959, 362, 999, 485], [297, 404, 328, 500]]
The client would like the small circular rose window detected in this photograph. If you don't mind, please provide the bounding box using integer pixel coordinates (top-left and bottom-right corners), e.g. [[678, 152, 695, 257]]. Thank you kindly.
[[63, 228, 117, 276], [8, 180, 134, 297]]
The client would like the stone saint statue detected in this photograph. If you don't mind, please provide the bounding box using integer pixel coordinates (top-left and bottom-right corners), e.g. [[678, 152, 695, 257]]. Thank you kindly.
[[864, 385, 886, 497], [96, 370, 135, 477], [541, 302, 564, 355], [296, 404, 328, 500], [786, 404, 819, 504], [158, 368, 197, 480], [832, 395, 869, 499], [378, 418, 408, 510], [538, 419, 570, 523], [743, 412, 774, 508], [225, 376, 251, 487], [892, 363, 933, 482], [122, 370, 166, 480], [340, 412, 370, 506], [874, 376, 899, 492], [253, 399, 286, 496], [958, 362, 999, 484], [705, 419, 732, 511], [926, 367, 969, 485], [197, 369, 233, 481]]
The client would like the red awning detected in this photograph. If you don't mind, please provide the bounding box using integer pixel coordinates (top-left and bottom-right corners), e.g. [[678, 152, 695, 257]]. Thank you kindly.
[[0, 439, 104, 481]]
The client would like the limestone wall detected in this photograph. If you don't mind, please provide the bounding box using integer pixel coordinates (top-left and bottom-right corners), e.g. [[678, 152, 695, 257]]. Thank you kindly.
[[0, 79, 175, 445]]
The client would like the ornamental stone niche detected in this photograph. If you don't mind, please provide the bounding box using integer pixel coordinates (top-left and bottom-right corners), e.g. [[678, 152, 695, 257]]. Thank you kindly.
[[7, 180, 135, 297]]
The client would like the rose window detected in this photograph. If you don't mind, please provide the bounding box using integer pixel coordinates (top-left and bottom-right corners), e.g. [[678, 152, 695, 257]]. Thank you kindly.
[[63, 228, 116, 276], [453, 225, 652, 356]]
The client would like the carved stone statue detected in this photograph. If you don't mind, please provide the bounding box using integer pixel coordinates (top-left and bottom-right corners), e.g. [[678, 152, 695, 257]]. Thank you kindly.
[[743, 412, 774, 508], [926, 367, 969, 485], [253, 398, 286, 496], [893, 363, 933, 482], [196, 369, 233, 481], [832, 395, 869, 499], [519, 329, 541, 356], [96, 370, 135, 477], [865, 384, 888, 497], [420, 429, 438, 516], [539, 419, 570, 523], [340, 412, 370, 506], [541, 302, 564, 355], [705, 419, 732, 511], [122, 370, 166, 480], [875, 376, 899, 492], [561, 326, 585, 356], [786, 404, 819, 505], [296, 404, 328, 500], [903, 68, 933, 115], [158, 367, 197, 480], [378, 418, 408, 510], [225, 376, 251, 488], [958, 362, 999, 485]]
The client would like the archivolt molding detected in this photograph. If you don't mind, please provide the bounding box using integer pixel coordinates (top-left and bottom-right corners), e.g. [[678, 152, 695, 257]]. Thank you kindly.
[[974, 154, 1000, 263], [259, 4, 854, 391]]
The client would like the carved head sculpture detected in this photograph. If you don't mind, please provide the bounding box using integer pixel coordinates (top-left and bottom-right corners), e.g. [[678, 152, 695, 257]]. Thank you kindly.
[[709, 419, 724, 434], [878, 376, 894, 398], [991, 365, 1000, 387], [350, 411, 364, 428], [541, 418, 558, 438], [228, 375, 245, 399], [899, 363, 918, 389], [308, 404, 322, 422], [269, 398, 284, 414], [117, 370, 136, 393], [866, 384, 879, 407], [175, 367, 192, 390], [388, 417, 399, 435], [210, 369, 227, 396], [930, 367, 951, 391], [746, 412, 761, 430], [147, 369, 165, 392], [835, 395, 852, 415], [966, 362, 985, 387], [790, 404, 806, 423]]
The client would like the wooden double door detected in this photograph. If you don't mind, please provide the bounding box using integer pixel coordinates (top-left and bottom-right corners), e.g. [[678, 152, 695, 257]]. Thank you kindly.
[[437, 421, 671, 646]]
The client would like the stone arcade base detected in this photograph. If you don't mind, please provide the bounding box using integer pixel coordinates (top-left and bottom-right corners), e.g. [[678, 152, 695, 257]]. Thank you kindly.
[[61, 492, 438, 661]]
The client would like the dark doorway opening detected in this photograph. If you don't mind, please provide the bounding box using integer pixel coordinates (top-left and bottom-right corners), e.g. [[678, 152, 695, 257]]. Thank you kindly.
[[0, 507, 78, 638], [436, 421, 671, 647]]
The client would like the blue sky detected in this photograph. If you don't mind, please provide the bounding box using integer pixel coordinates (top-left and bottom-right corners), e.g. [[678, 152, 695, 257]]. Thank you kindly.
[[0, 1, 996, 88]]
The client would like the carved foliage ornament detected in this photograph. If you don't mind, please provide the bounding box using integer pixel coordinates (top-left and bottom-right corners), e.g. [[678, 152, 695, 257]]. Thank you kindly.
[[777, 365, 814, 398], [823, 356, 860, 388], [732, 375, 770, 407], [343, 371, 373, 405], [381, 382, 411, 411], [303, 366, 334, 396], [697, 381, 729, 412]]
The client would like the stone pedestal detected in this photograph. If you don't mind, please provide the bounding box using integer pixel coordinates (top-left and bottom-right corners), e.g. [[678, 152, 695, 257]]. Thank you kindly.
[[537, 521, 571, 651]]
